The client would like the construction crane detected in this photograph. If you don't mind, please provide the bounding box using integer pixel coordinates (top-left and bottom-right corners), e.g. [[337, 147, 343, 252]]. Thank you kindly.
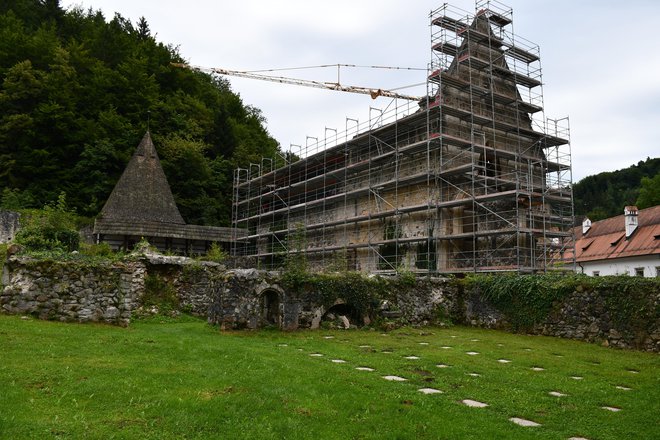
[[171, 63, 423, 102]]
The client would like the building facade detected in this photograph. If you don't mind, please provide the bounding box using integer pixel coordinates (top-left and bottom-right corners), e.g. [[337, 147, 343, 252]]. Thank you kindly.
[[232, 2, 574, 275], [572, 206, 660, 277]]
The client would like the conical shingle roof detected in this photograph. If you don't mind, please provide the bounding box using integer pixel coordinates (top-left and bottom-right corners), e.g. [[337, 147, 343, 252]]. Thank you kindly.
[[98, 132, 185, 225]]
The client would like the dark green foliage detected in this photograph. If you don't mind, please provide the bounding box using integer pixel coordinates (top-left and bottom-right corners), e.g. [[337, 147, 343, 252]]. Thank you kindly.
[[142, 273, 179, 313], [573, 157, 660, 220], [464, 273, 576, 331], [636, 174, 660, 209], [0, 0, 281, 225], [14, 192, 80, 252]]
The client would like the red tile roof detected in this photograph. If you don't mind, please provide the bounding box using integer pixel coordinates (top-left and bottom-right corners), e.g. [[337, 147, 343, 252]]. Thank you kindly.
[[568, 205, 660, 262]]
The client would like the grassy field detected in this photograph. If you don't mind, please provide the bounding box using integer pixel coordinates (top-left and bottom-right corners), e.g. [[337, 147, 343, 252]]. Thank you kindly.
[[0, 315, 658, 440]]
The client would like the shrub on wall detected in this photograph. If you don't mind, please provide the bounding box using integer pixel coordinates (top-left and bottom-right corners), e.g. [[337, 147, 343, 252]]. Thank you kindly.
[[14, 193, 81, 253], [463, 273, 660, 333]]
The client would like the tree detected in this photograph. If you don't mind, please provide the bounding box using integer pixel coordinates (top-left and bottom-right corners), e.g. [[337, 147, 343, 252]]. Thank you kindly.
[[636, 174, 660, 209]]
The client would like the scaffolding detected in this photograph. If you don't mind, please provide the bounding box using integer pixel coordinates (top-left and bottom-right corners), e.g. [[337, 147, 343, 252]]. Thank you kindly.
[[231, 0, 575, 275]]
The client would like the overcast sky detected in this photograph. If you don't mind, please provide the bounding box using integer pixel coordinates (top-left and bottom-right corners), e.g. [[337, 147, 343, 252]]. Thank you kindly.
[[61, 0, 660, 181]]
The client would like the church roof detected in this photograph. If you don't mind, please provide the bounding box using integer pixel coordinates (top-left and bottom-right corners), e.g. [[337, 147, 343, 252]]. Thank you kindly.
[[97, 132, 185, 225]]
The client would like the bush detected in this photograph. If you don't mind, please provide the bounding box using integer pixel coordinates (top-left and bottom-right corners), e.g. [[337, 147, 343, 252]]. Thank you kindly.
[[15, 193, 81, 253], [202, 242, 227, 263]]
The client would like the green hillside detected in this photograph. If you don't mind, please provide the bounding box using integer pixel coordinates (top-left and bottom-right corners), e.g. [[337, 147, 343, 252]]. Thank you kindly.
[[0, 0, 282, 226], [573, 157, 659, 221]]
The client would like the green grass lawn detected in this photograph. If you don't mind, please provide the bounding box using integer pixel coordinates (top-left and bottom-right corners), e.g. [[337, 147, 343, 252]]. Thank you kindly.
[[1, 315, 658, 440]]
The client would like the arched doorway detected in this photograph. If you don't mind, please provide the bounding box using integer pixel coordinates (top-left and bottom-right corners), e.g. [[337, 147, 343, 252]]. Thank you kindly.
[[261, 289, 280, 326], [322, 303, 362, 329]]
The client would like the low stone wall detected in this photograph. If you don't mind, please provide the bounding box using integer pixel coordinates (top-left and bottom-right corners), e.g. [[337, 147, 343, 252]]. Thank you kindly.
[[2, 255, 658, 351], [537, 288, 660, 351], [1, 257, 144, 326]]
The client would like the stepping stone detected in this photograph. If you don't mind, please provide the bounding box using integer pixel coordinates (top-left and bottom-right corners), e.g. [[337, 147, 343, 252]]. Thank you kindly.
[[461, 399, 488, 408], [418, 388, 443, 394], [509, 417, 541, 427], [497, 359, 511, 363], [628, 370, 639, 374], [524, 348, 532, 352], [382, 375, 407, 382], [549, 391, 567, 397], [450, 335, 457, 338], [531, 367, 545, 371], [277, 343, 288, 347], [441, 346, 452, 349], [602, 406, 621, 412], [615, 386, 632, 391], [404, 356, 420, 360], [466, 351, 479, 356], [470, 339, 480, 342], [419, 342, 429, 345], [355, 367, 375, 372], [380, 334, 389, 336], [570, 376, 583, 380], [466, 373, 481, 377], [323, 336, 335, 339], [359, 345, 371, 348], [497, 343, 504, 347], [568, 437, 590, 440], [297, 348, 303, 351], [309, 353, 324, 357], [436, 364, 450, 368], [331, 359, 346, 363], [381, 350, 393, 354], [554, 354, 564, 357]]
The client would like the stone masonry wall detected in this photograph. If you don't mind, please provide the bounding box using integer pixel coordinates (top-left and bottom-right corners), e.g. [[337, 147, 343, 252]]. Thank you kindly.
[[0, 210, 20, 243], [2, 255, 658, 351], [1, 256, 145, 326]]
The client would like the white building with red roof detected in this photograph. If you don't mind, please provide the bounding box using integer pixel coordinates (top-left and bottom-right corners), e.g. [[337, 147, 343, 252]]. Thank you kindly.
[[570, 205, 660, 277]]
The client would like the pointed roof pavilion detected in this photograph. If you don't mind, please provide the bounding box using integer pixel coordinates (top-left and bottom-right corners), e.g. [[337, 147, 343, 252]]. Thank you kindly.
[[98, 131, 185, 225], [94, 132, 245, 252]]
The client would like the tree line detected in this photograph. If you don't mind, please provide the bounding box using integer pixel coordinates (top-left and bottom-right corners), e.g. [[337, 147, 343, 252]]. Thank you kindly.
[[0, 0, 282, 226], [573, 157, 659, 221]]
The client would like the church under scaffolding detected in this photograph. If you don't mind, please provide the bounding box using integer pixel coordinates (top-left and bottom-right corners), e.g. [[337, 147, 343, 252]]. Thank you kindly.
[[231, 1, 575, 275]]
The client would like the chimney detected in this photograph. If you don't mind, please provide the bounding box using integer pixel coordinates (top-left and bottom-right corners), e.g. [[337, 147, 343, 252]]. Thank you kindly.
[[624, 206, 638, 238], [582, 217, 591, 235]]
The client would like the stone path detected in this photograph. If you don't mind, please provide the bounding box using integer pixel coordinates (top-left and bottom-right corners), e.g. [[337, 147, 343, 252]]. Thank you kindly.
[[286, 337, 636, 437], [355, 367, 375, 372], [510, 417, 541, 427], [382, 375, 407, 382], [461, 399, 488, 408], [418, 388, 443, 394]]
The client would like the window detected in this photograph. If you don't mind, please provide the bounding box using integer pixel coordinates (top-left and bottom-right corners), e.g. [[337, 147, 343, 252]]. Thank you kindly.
[[656, 267, 660, 277], [592, 271, 600, 277], [634, 267, 644, 277]]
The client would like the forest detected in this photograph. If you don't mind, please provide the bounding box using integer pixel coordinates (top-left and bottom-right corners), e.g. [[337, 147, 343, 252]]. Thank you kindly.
[[0, 0, 282, 226], [573, 157, 660, 221]]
